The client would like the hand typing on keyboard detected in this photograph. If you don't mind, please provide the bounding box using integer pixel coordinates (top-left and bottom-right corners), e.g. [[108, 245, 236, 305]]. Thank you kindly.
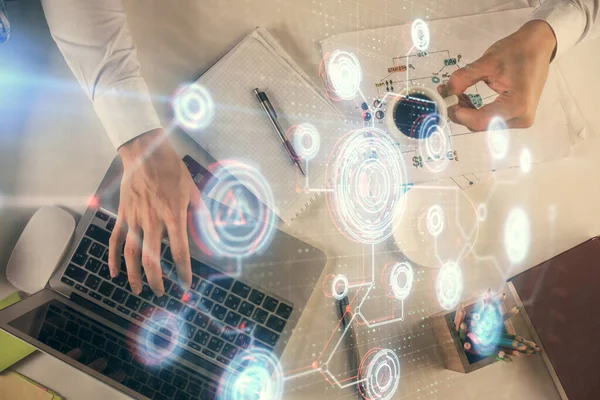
[[108, 129, 201, 296]]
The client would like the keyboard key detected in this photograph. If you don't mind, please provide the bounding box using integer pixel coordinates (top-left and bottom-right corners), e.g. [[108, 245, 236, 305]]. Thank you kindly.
[[134, 368, 148, 384], [103, 298, 116, 308], [170, 284, 185, 300], [147, 376, 162, 390], [106, 340, 119, 355], [207, 336, 224, 353], [79, 327, 93, 341], [98, 264, 111, 279], [95, 211, 109, 221], [238, 301, 255, 317], [193, 331, 209, 346], [202, 348, 216, 359], [181, 323, 196, 339], [183, 291, 199, 307], [167, 298, 183, 314], [60, 277, 75, 286], [54, 328, 68, 343], [266, 314, 287, 333], [153, 294, 168, 308], [112, 273, 128, 287], [174, 390, 190, 400], [224, 294, 241, 311], [131, 313, 145, 323], [231, 281, 251, 299], [67, 336, 81, 349], [211, 304, 227, 321], [125, 378, 141, 392], [181, 306, 196, 322], [253, 325, 280, 347], [221, 343, 238, 360], [162, 278, 173, 293], [193, 312, 210, 329], [65, 320, 78, 335], [84, 275, 101, 290], [139, 285, 154, 300], [89, 291, 101, 301], [161, 260, 174, 275], [263, 296, 279, 312], [208, 320, 223, 336], [119, 348, 133, 363], [64, 264, 87, 283], [198, 280, 213, 297], [276, 303, 293, 319], [107, 218, 116, 232], [235, 333, 252, 349], [163, 247, 174, 263], [159, 368, 174, 383], [89, 242, 105, 258], [248, 289, 265, 306], [252, 308, 268, 324], [211, 287, 226, 303], [75, 284, 88, 293], [238, 318, 255, 334], [102, 250, 109, 263], [225, 311, 241, 327], [71, 252, 88, 267], [186, 382, 201, 396], [84, 258, 101, 273], [86, 224, 111, 245], [140, 386, 155, 398], [75, 237, 92, 254], [191, 275, 200, 290], [199, 297, 214, 313], [111, 288, 127, 304], [139, 302, 155, 318], [91, 334, 106, 348], [173, 375, 187, 390], [98, 281, 115, 297], [221, 326, 237, 343], [125, 296, 141, 311]]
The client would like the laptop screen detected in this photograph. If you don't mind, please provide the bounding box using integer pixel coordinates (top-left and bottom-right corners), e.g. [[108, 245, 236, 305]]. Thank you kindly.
[[8, 298, 220, 399]]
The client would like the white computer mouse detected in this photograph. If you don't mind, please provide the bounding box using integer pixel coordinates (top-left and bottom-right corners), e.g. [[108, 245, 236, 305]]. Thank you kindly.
[[6, 206, 75, 294]]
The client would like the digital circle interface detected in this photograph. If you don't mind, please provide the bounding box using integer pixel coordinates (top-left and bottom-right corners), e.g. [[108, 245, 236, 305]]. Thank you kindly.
[[359, 348, 401, 400], [436, 261, 463, 310], [324, 50, 362, 100], [172, 83, 215, 132]]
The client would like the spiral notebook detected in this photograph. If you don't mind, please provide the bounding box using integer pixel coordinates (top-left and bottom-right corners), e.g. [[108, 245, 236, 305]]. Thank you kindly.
[[185, 27, 347, 225]]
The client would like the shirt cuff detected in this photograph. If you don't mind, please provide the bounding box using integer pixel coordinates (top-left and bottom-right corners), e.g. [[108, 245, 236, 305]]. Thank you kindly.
[[93, 78, 162, 149], [529, 0, 587, 59]]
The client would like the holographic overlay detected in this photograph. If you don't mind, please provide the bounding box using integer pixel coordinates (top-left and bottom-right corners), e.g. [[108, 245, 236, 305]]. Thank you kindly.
[[504, 207, 530, 264], [172, 83, 215, 132], [477, 203, 488, 222], [191, 160, 276, 259], [416, 114, 451, 172], [358, 348, 401, 400], [383, 262, 414, 301], [134, 310, 181, 366], [321, 50, 363, 101], [220, 348, 284, 400], [520, 148, 532, 173], [426, 204, 444, 237], [288, 123, 321, 161], [436, 261, 463, 310], [411, 19, 430, 51], [326, 128, 407, 244], [331, 274, 349, 300], [470, 297, 503, 356], [487, 116, 509, 160]]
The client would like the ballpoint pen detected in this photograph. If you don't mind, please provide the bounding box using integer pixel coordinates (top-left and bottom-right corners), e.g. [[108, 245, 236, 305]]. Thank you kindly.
[[254, 88, 306, 176]]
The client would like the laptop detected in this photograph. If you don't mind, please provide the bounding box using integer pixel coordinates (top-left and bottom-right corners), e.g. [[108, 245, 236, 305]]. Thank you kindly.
[[0, 154, 327, 399]]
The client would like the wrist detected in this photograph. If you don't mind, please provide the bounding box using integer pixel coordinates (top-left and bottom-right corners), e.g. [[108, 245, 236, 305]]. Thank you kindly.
[[518, 20, 557, 62], [118, 128, 172, 166]]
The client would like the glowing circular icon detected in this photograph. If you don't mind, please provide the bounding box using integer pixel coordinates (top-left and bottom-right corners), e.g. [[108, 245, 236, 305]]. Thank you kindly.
[[504, 207, 530, 264], [288, 123, 320, 161], [136, 310, 180, 366], [470, 297, 503, 356], [221, 348, 284, 400], [520, 148, 532, 173], [426, 204, 444, 237], [359, 348, 401, 400], [326, 128, 407, 244], [487, 116, 509, 160], [325, 50, 362, 100], [436, 261, 463, 310], [172, 83, 214, 132], [388, 262, 414, 300], [331, 274, 349, 300], [411, 19, 430, 51], [416, 114, 451, 172], [192, 160, 276, 259]]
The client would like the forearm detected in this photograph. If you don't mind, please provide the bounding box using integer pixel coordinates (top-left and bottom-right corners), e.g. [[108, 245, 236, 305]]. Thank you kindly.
[[40, 0, 161, 148], [529, 0, 600, 58]]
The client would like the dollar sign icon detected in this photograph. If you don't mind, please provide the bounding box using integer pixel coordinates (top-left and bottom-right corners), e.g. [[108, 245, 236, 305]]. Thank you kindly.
[[412, 156, 423, 168]]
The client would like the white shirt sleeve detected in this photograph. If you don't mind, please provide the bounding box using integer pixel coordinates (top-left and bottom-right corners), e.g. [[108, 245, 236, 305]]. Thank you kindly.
[[529, 0, 600, 58], [40, 0, 162, 149]]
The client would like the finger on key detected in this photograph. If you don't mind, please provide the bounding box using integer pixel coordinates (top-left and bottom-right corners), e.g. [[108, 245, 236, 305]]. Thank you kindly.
[[108, 218, 127, 278], [123, 228, 143, 295], [165, 211, 192, 291], [141, 225, 165, 297]]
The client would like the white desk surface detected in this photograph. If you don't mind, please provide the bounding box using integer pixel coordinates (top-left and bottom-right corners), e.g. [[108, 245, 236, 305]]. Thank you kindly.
[[1, 0, 600, 398]]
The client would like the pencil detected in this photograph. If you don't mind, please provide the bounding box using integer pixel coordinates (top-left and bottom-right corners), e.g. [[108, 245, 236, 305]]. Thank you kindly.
[[499, 338, 527, 350], [503, 306, 520, 320]]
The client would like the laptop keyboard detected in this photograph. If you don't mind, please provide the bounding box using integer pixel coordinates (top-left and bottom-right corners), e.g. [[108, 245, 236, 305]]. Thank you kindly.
[[59, 210, 294, 398], [37, 301, 218, 400]]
